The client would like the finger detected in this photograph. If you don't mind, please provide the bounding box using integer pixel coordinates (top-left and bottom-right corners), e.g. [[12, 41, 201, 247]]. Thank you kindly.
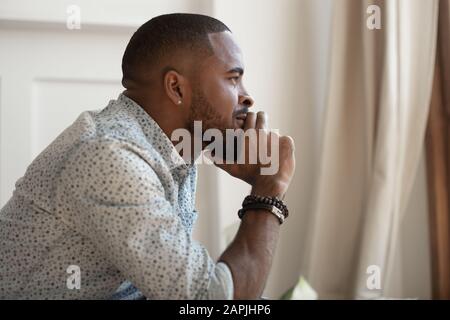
[[255, 111, 268, 130], [244, 112, 256, 130]]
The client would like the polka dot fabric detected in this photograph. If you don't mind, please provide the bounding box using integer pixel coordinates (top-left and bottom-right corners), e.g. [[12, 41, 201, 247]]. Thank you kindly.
[[0, 94, 233, 299]]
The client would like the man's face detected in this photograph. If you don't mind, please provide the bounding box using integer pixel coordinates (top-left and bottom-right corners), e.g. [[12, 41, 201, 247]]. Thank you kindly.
[[188, 31, 254, 134]]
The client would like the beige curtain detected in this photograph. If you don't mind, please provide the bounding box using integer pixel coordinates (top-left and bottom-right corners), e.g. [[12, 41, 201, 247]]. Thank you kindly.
[[303, 0, 438, 299]]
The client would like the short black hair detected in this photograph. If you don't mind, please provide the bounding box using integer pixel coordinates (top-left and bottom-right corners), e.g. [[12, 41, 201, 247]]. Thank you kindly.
[[121, 13, 231, 86]]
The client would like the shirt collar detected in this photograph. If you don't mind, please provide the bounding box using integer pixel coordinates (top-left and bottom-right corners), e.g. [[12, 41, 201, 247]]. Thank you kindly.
[[117, 93, 193, 172]]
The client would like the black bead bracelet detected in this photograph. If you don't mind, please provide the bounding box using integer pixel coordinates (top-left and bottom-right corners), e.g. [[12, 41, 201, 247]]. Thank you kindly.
[[238, 194, 289, 224], [242, 195, 289, 218]]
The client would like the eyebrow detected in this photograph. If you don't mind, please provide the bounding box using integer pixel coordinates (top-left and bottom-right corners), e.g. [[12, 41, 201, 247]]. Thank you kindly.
[[226, 67, 244, 76]]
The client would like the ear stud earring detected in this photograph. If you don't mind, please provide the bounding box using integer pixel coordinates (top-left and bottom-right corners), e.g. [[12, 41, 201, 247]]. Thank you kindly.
[[177, 100, 182, 105]]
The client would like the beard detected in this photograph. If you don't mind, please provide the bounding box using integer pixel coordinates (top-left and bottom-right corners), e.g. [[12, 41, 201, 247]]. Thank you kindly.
[[188, 87, 232, 135], [187, 87, 238, 162]]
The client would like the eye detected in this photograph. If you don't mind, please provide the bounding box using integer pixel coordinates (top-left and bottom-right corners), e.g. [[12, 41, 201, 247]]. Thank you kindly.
[[229, 76, 240, 86]]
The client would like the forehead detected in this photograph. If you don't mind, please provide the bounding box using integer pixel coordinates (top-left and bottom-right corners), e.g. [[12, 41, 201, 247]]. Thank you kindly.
[[205, 31, 244, 71]]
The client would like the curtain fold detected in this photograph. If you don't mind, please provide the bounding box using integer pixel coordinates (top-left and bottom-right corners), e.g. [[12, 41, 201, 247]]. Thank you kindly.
[[426, 0, 450, 300], [304, 0, 438, 299]]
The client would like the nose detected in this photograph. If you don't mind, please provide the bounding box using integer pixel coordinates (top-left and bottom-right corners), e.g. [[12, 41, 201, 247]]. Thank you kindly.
[[239, 92, 254, 108]]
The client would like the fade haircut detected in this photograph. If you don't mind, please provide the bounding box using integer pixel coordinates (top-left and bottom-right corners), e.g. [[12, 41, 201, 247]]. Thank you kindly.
[[121, 13, 231, 86]]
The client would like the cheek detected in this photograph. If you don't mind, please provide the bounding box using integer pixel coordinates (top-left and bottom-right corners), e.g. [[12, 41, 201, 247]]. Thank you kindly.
[[207, 82, 238, 114]]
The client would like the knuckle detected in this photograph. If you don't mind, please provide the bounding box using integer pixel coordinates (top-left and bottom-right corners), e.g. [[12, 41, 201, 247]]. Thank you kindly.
[[280, 136, 295, 152]]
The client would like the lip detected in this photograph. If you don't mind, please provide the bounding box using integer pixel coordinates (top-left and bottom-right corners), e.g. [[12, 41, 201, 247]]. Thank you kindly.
[[235, 114, 247, 121], [234, 107, 249, 121]]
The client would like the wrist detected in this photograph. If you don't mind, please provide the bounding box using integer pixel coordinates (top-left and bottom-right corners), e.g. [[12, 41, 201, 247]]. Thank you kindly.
[[251, 179, 287, 198], [241, 209, 281, 225]]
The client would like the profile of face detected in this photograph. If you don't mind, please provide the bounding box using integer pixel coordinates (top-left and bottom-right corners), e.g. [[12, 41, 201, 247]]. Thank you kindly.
[[187, 31, 255, 134]]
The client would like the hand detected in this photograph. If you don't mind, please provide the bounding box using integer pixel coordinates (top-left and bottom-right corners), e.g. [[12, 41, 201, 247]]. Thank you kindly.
[[212, 111, 295, 198]]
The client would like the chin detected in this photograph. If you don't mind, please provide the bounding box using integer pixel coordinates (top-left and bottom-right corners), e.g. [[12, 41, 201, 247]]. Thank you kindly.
[[234, 118, 245, 129]]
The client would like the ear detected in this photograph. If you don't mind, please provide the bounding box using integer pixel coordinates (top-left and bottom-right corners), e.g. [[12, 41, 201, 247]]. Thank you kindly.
[[163, 69, 189, 106]]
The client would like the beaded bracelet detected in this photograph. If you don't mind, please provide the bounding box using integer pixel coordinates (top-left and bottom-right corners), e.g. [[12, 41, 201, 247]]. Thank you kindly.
[[242, 195, 289, 218], [238, 203, 286, 224], [238, 195, 289, 224]]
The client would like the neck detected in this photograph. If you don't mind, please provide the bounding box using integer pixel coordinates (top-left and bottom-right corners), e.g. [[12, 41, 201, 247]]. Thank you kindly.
[[123, 90, 202, 163], [124, 90, 188, 143]]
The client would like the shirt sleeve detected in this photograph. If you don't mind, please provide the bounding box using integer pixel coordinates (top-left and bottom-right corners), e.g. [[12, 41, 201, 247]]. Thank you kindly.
[[55, 137, 233, 299], [208, 262, 234, 300]]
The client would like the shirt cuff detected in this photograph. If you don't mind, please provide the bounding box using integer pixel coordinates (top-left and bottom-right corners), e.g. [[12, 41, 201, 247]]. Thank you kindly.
[[206, 261, 234, 300]]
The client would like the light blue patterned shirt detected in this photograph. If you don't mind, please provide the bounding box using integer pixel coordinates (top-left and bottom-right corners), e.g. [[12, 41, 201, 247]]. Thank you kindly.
[[0, 94, 233, 299]]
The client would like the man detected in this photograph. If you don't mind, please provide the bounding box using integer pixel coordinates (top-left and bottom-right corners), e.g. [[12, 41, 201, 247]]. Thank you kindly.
[[0, 13, 295, 299]]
